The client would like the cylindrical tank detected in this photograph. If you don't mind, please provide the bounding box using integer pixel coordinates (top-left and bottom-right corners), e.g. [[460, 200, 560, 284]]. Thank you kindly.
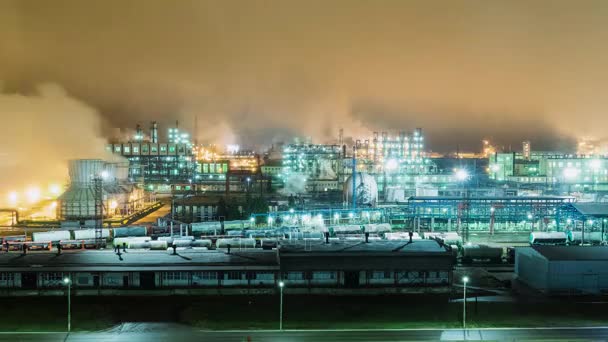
[[364, 223, 391, 233], [113, 236, 150, 247], [149, 240, 168, 250], [72, 229, 111, 240], [384, 232, 422, 240], [113, 227, 147, 238], [32, 231, 71, 242], [286, 232, 324, 240], [343, 172, 378, 207], [567, 231, 604, 244], [462, 244, 503, 263], [216, 238, 256, 248], [331, 225, 362, 234], [529, 232, 567, 245], [128, 241, 151, 249], [172, 239, 193, 247], [191, 239, 212, 248]]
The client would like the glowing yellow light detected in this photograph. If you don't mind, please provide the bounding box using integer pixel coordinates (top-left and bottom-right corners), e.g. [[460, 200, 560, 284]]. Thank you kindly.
[[109, 200, 118, 210], [49, 184, 62, 196], [50, 201, 57, 209], [7, 191, 18, 206], [25, 187, 41, 204]]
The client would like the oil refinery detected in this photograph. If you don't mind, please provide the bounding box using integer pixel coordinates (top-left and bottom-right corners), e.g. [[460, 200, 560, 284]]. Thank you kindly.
[[2, 122, 608, 299]]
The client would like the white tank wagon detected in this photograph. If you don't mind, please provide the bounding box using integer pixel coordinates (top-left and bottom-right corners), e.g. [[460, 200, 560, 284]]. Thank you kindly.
[[113, 227, 147, 238], [364, 223, 392, 233], [384, 232, 422, 240], [171, 239, 193, 247], [72, 229, 111, 240], [128, 241, 151, 249], [285, 232, 324, 240], [149, 240, 168, 250], [245, 229, 286, 239], [261, 239, 279, 249], [425, 232, 462, 246], [191, 222, 222, 235], [113, 236, 150, 247], [331, 225, 363, 235], [567, 231, 605, 245], [191, 239, 212, 248], [529, 232, 567, 245], [32, 231, 71, 242], [461, 244, 503, 263], [216, 238, 256, 249], [173, 236, 195, 241]]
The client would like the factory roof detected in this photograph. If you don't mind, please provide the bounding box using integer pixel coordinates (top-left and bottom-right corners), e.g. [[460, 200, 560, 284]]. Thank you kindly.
[[570, 203, 608, 217], [279, 240, 454, 271], [532, 246, 608, 261], [279, 239, 448, 254], [0, 249, 278, 272]]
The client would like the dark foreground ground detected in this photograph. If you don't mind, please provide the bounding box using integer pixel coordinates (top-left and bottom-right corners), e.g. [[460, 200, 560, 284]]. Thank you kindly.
[[2, 295, 608, 332]]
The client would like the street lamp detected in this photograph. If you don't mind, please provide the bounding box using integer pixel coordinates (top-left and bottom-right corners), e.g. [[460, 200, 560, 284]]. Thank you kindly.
[[63, 277, 71, 332], [278, 281, 285, 331], [462, 276, 469, 337]]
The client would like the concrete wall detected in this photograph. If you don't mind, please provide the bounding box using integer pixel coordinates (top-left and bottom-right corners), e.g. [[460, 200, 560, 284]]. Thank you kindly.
[[548, 260, 608, 294], [515, 247, 548, 291]]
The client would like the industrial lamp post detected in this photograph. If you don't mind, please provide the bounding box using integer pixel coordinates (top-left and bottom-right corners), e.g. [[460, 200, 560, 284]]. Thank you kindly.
[[63, 277, 71, 332], [462, 276, 469, 337], [278, 281, 285, 331]]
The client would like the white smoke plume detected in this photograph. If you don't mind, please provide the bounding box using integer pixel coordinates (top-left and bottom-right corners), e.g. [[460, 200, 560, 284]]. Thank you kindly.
[[279, 173, 308, 195], [0, 83, 118, 205]]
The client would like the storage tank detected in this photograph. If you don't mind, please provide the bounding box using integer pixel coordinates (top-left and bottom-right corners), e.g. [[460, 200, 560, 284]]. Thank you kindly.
[[567, 231, 604, 245], [216, 238, 256, 248], [343, 172, 378, 207], [462, 244, 503, 263], [529, 232, 567, 245], [32, 230, 71, 242]]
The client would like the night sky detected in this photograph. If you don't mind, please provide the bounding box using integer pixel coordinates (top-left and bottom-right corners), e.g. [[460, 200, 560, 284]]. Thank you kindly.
[[2, 0, 608, 151]]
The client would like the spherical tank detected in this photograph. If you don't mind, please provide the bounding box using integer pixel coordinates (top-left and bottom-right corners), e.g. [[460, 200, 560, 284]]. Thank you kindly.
[[343, 172, 378, 207]]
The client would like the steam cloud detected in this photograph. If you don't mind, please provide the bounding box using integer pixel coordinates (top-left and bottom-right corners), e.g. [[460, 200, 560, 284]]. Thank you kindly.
[[0, 83, 117, 198], [2, 0, 607, 151]]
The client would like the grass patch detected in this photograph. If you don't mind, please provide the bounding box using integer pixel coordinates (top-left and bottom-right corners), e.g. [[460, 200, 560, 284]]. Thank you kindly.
[[1, 295, 607, 332]]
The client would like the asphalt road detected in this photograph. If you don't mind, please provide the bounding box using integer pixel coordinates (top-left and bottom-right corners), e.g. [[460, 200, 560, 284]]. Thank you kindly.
[[2, 327, 608, 341]]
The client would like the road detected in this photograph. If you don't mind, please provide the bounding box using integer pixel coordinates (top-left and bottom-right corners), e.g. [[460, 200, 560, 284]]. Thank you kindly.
[[1, 326, 608, 341]]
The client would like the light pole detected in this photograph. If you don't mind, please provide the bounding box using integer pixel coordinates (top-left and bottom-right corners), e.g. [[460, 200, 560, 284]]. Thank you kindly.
[[278, 281, 285, 331], [462, 276, 469, 337], [63, 277, 71, 332]]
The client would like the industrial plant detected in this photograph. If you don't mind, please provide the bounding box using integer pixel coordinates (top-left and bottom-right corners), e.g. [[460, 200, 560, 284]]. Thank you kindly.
[[2, 122, 608, 300]]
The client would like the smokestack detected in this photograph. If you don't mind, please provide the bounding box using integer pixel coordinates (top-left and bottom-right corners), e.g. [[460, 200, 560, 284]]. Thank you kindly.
[[136, 124, 143, 140], [365, 232, 369, 243], [325, 232, 329, 244], [151, 121, 158, 144]]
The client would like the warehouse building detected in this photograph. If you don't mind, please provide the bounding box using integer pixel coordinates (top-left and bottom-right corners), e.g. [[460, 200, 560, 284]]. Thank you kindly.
[[516, 246, 608, 295], [0, 240, 454, 295]]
